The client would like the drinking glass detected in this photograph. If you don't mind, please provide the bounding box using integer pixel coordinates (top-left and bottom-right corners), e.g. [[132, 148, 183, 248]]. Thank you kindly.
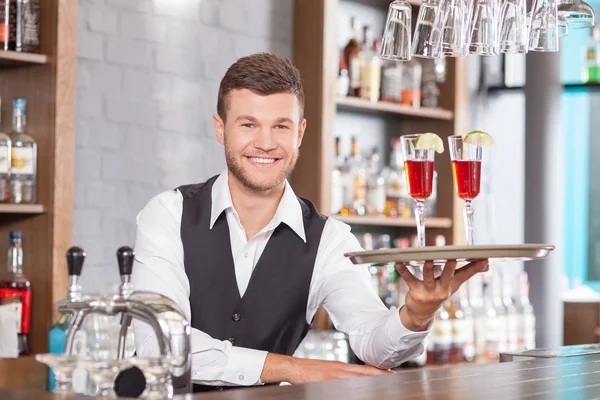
[[527, 12, 569, 37], [558, 0, 595, 29], [528, 0, 560, 52], [438, 0, 470, 56], [448, 135, 483, 246], [380, 0, 413, 61], [400, 134, 436, 247], [468, 0, 499, 55], [36, 354, 86, 395], [412, 0, 443, 58], [498, 0, 529, 53], [128, 357, 174, 399], [79, 359, 131, 397]]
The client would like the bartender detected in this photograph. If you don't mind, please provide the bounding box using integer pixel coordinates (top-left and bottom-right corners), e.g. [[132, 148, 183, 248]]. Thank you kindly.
[[116, 52, 488, 395]]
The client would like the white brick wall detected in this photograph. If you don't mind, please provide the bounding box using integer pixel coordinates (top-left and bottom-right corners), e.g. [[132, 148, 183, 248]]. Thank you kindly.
[[75, 0, 294, 293]]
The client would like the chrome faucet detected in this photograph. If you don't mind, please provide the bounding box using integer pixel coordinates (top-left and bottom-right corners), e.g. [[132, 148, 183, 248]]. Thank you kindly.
[[57, 246, 193, 395]]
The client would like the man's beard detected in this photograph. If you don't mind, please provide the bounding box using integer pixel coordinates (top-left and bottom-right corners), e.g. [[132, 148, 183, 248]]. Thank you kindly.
[[225, 144, 299, 192]]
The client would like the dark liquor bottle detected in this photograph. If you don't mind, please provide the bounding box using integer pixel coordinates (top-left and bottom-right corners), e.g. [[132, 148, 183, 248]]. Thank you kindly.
[[15, 0, 40, 53], [0, 0, 17, 51], [0, 231, 31, 355]]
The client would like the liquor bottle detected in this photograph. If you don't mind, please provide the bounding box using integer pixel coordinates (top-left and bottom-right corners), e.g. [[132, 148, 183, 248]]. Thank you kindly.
[[0, 0, 17, 51], [331, 137, 344, 215], [0, 97, 12, 202], [482, 280, 500, 360], [48, 247, 88, 392], [502, 272, 519, 353], [384, 138, 410, 218], [343, 16, 362, 97], [359, 25, 381, 103], [341, 137, 366, 215], [468, 274, 487, 361], [336, 60, 350, 97], [15, 0, 40, 53], [0, 231, 31, 355], [491, 272, 508, 355], [582, 26, 600, 84], [400, 59, 422, 107], [515, 271, 536, 350], [448, 287, 475, 363], [428, 302, 452, 365], [366, 148, 386, 215], [10, 98, 37, 204]]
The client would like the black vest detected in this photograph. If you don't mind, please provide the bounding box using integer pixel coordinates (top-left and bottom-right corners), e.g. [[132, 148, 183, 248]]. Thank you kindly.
[[180, 175, 326, 391], [114, 175, 327, 397]]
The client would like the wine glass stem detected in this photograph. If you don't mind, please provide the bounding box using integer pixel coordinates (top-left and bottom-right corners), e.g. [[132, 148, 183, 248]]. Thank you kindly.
[[414, 200, 426, 247], [463, 200, 474, 246], [55, 374, 73, 394]]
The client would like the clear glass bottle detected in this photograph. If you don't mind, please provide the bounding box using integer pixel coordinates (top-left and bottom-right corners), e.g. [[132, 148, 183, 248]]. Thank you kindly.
[[502, 272, 519, 353], [331, 137, 345, 215], [515, 271, 536, 350], [366, 148, 386, 215], [0, 97, 12, 202], [10, 98, 37, 204], [359, 25, 381, 103], [448, 287, 475, 362], [468, 275, 488, 361], [491, 272, 508, 355], [341, 136, 366, 216]]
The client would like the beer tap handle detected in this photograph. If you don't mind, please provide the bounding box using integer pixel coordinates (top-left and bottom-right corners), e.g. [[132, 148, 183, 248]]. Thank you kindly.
[[117, 246, 135, 299], [66, 246, 85, 302]]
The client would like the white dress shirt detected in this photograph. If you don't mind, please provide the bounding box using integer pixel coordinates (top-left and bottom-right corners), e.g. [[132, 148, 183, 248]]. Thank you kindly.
[[131, 169, 430, 387]]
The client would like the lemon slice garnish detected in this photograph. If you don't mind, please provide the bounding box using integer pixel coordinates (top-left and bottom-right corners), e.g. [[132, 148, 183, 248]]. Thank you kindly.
[[415, 132, 444, 154], [464, 130, 496, 147]]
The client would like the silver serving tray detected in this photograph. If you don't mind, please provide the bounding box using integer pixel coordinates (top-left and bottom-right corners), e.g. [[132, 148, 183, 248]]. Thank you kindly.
[[345, 244, 555, 266]]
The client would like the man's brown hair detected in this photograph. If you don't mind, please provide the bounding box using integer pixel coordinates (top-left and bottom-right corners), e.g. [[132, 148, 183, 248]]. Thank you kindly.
[[217, 52, 305, 122]]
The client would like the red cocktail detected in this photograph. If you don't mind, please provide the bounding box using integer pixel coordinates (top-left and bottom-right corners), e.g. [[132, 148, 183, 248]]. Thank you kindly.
[[400, 133, 443, 248], [404, 160, 435, 200], [451, 160, 481, 200]]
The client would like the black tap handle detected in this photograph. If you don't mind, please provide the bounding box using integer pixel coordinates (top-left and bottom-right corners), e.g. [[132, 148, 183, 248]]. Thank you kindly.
[[66, 246, 86, 276], [117, 246, 135, 276]]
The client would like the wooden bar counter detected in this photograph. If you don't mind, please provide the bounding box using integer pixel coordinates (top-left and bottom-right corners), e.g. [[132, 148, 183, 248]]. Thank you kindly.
[[4, 354, 600, 399]]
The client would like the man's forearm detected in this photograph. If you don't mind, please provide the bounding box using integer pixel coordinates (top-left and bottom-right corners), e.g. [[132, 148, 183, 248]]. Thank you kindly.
[[259, 353, 296, 384]]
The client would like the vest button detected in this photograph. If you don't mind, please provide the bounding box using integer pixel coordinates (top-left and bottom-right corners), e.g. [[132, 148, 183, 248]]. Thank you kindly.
[[228, 337, 236, 345], [232, 313, 241, 322]]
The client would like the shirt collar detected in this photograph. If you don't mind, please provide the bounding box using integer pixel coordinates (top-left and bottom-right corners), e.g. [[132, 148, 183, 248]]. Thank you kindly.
[[210, 169, 307, 243]]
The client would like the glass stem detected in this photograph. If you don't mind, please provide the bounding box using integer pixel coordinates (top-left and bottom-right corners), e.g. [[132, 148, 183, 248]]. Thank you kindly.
[[55, 374, 72, 394], [463, 200, 474, 246], [414, 200, 426, 247]]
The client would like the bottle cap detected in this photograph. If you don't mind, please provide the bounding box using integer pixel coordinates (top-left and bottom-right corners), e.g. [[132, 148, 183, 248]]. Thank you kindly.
[[10, 231, 22, 240]]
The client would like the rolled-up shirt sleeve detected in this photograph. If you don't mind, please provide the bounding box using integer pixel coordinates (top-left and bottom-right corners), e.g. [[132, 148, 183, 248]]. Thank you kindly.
[[307, 218, 431, 369], [131, 189, 267, 386]]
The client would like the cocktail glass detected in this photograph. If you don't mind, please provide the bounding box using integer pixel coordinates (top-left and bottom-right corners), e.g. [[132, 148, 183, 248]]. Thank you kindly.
[[400, 134, 437, 247], [79, 359, 131, 397], [35, 353, 87, 395], [448, 135, 483, 245], [128, 357, 174, 399]]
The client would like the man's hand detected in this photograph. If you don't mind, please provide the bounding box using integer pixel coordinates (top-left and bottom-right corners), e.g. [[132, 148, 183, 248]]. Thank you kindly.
[[396, 260, 489, 331], [260, 353, 394, 385]]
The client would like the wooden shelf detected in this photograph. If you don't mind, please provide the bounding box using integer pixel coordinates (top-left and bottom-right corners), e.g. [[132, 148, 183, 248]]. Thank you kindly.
[[0, 356, 47, 389], [334, 214, 453, 228], [0, 204, 46, 214], [336, 96, 454, 120], [0, 51, 48, 68], [346, 0, 422, 7]]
